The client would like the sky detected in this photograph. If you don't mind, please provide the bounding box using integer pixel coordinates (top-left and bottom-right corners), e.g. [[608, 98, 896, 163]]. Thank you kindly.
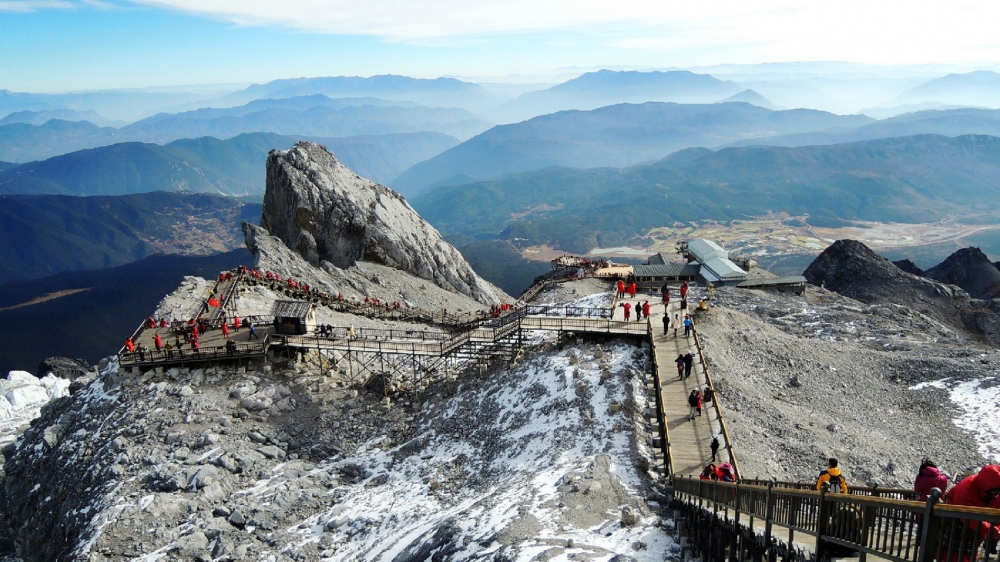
[[2, 0, 1000, 92]]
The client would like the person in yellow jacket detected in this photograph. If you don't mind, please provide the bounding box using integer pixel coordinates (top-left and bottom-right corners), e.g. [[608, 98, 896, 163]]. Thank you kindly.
[[817, 458, 848, 493]]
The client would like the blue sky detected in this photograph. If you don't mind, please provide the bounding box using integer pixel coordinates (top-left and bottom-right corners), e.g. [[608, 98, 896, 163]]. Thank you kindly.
[[2, 0, 999, 92]]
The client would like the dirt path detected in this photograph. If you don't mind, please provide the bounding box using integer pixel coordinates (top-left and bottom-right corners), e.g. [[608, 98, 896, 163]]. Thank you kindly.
[[0, 288, 91, 312]]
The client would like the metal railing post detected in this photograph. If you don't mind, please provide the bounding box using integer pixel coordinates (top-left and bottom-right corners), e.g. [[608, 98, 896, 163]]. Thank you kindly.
[[918, 488, 942, 562]]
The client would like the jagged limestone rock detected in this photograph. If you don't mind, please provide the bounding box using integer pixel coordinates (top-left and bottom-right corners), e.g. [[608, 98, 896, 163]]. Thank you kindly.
[[259, 142, 505, 304]]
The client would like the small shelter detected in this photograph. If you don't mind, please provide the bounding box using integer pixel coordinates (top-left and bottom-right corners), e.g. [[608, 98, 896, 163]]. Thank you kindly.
[[270, 300, 317, 335]]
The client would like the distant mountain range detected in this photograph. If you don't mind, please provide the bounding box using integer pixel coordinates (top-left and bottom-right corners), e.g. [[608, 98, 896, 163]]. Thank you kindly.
[[120, 95, 488, 143], [391, 102, 874, 196], [0, 192, 259, 285], [501, 70, 743, 121], [0, 109, 123, 128], [219, 75, 501, 114], [895, 71, 1000, 108], [0, 94, 478, 162], [411, 134, 1000, 253], [726, 107, 1000, 148], [0, 131, 458, 196]]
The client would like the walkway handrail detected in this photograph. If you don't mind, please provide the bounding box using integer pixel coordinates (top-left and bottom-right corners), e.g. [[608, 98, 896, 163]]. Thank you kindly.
[[647, 319, 674, 478], [740, 478, 920, 500], [691, 321, 741, 480], [674, 475, 1000, 562]]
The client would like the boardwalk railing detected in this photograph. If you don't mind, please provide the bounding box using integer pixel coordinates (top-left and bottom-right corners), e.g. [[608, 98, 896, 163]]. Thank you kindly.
[[675, 477, 1000, 562], [647, 319, 674, 478], [691, 322, 740, 479]]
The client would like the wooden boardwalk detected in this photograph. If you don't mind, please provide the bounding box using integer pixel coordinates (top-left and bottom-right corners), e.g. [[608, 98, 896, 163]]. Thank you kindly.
[[612, 294, 731, 477]]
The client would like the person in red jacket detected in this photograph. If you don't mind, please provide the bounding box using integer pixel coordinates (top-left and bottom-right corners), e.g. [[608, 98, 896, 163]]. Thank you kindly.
[[154, 333, 163, 351], [680, 281, 689, 299], [628, 282, 636, 298], [938, 465, 1000, 562], [642, 301, 651, 319], [915, 459, 950, 501], [222, 322, 229, 338], [623, 302, 631, 321], [616, 279, 625, 298], [125, 337, 135, 352]]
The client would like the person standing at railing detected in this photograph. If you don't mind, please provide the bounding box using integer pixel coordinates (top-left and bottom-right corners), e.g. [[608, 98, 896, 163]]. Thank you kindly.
[[938, 465, 1000, 562], [683, 315, 693, 337], [915, 459, 950, 501], [125, 337, 135, 352], [816, 458, 848, 493]]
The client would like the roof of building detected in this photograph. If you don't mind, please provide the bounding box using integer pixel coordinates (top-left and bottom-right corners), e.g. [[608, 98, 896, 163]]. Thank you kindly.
[[737, 276, 808, 288], [269, 300, 314, 318], [634, 263, 701, 277], [687, 239, 727, 262], [702, 256, 747, 280], [647, 252, 669, 265]]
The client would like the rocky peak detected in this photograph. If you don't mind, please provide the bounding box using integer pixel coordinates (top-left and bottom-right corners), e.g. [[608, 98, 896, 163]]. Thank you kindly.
[[892, 259, 924, 276], [804, 239, 907, 294], [924, 247, 1000, 300], [259, 142, 506, 304]]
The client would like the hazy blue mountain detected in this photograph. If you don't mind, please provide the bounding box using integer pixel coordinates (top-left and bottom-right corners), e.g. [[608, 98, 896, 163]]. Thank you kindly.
[[0, 131, 458, 196], [219, 75, 500, 113], [0, 87, 225, 122], [0, 161, 15, 172], [0, 120, 122, 162], [0, 249, 249, 375], [391, 102, 874, 197], [717, 89, 777, 109], [0, 109, 124, 127], [122, 97, 487, 142], [895, 71, 1000, 107], [726, 107, 1000, 148], [0, 192, 259, 285], [411, 134, 1000, 253], [502, 70, 744, 120]]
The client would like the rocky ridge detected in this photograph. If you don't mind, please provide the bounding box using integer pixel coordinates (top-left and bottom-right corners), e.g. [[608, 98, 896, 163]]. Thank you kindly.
[[259, 142, 506, 305], [923, 247, 1000, 300], [804, 239, 1000, 343]]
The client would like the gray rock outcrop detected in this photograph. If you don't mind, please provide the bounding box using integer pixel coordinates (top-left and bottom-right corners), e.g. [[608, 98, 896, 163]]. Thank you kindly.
[[804, 239, 1000, 342], [924, 247, 1000, 300], [260, 142, 505, 304]]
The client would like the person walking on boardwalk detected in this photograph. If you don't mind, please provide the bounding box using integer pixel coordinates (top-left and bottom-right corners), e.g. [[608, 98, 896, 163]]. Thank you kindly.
[[661, 283, 670, 304], [248, 322, 259, 340], [154, 333, 163, 352], [623, 302, 631, 321], [683, 315, 693, 337], [816, 458, 848, 493], [125, 337, 135, 352], [642, 301, 650, 321], [662, 312, 671, 335], [680, 281, 689, 299], [233, 315, 241, 330], [674, 314, 680, 337], [710, 434, 720, 462], [628, 282, 636, 298], [635, 302, 643, 321], [696, 389, 703, 416], [222, 321, 229, 338], [683, 350, 694, 379], [687, 389, 701, 420], [676, 355, 685, 380], [616, 279, 625, 298]]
